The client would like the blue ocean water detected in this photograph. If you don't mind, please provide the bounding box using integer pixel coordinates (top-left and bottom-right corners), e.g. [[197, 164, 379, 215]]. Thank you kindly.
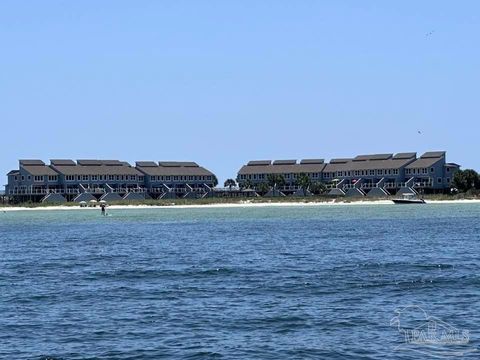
[[0, 204, 479, 359]]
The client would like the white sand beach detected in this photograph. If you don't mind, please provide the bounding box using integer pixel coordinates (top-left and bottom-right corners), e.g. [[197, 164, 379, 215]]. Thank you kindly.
[[2, 199, 480, 212]]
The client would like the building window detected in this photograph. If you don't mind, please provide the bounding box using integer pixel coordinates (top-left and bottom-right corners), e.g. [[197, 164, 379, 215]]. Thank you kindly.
[[21, 175, 25, 181], [431, 168, 435, 173], [48, 175, 58, 182], [130, 175, 136, 181], [438, 177, 442, 183], [446, 168, 450, 172], [14, 176, 18, 181], [34, 175, 44, 182], [447, 178, 450, 183], [91, 175, 98, 181], [393, 169, 399, 175], [166, 176, 171, 181], [66, 175, 75, 181]]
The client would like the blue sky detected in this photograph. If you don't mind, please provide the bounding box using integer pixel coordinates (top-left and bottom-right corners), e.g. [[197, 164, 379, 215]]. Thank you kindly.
[[1, 1, 479, 184]]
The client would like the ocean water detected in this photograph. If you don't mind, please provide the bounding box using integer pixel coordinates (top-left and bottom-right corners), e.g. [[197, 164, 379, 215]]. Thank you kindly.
[[1, 204, 479, 359]]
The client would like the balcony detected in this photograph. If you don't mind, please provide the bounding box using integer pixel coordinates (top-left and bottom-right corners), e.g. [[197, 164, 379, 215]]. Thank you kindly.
[[8, 188, 80, 195]]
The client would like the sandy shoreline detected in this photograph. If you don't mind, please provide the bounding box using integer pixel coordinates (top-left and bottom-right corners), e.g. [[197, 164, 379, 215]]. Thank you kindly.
[[2, 199, 480, 212]]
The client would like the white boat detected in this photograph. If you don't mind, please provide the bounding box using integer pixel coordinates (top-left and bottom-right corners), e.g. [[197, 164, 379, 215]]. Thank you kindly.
[[392, 193, 426, 204]]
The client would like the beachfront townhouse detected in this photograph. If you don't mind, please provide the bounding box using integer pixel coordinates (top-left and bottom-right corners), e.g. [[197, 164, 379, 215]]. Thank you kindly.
[[4, 151, 460, 203], [237, 159, 326, 195], [237, 151, 460, 197], [322, 153, 418, 196], [404, 152, 460, 190], [6, 159, 217, 203], [135, 161, 216, 198], [50, 160, 145, 202], [5, 160, 62, 201]]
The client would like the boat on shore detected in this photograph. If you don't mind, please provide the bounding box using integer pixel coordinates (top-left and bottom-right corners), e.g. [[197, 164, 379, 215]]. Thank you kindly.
[[392, 193, 426, 204]]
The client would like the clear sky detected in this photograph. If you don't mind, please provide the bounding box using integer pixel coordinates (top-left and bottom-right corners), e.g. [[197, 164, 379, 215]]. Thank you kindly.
[[1, 1, 479, 185]]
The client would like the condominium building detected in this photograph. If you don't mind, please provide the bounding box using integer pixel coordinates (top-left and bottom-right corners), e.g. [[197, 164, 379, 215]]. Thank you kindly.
[[237, 159, 326, 195], [237, 151, 460, 197], [5, 159, 216, 203]]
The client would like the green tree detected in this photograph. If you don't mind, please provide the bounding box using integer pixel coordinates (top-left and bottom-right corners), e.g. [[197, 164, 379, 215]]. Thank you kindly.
[[295, 173, 311, 193], [257, 182, 270, 194], [453, 169, 480, 192], [267, 174, 285, 188], [224, 178, 237, 190], [310, 181, 327, 195], [211, 175, 219, 187], [240, 179, 253, 190]]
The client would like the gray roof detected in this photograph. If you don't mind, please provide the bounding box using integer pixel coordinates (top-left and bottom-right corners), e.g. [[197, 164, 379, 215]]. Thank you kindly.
[[393, 152, 416, 159], [20, 159, 45, 166], [22, 165, 59, 176], [300, 159, 324, 164], [405, 157, 444, 169], [136, 161, 158, 167], [247, 160, 271, 166], [137, 162, 214, 176], [51, 159, 76, 166], [324, 153, 417, 173], [238, 162, 326, 175], [158, 161, 199, 167], [272, 160, 297, 165], [7, 170, 20, 176], [330, 158, 352, 164], [52, 159, 142, 176], [354, 154, 392, 161], [420, 151, 445, 159], [77, 160, 125, 166], [404, 151, 446, 168]]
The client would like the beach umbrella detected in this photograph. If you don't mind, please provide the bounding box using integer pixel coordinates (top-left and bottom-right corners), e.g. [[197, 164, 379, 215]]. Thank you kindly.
[[99, 200, 107, 204], [79, 201, 86, 204]]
